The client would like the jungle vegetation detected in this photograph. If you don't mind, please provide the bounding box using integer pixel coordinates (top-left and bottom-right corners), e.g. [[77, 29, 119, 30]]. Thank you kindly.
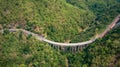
[[0, 0, 120, 67]]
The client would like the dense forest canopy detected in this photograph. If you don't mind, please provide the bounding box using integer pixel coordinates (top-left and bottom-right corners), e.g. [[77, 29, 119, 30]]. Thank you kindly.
[[0, 0, 120, 42], [0, 0, 120, 67]]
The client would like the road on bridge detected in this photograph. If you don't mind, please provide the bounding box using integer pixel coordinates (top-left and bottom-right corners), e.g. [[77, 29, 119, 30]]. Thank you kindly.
[[0, 15, 120, 47]]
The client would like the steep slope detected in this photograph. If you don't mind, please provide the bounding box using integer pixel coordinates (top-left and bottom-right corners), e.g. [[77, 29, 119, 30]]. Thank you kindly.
[[66, 0, 120, 42], [0, 32, 66, 67], [66, 27, 120, 67], [0, 0, 120, 43], [0, 0, 94, 42], [0, 0, 120, 67]]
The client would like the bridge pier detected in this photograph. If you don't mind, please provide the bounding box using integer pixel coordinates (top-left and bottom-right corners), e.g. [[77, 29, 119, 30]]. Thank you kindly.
[[1, 15, 119, 53], [77, 46, 81, 51], [49, 44, 89, 52], [65, 47, 68, 52], [60, 46, 65, 51], [69, 47, 72, 52], [77, 46, 80, 51], [57, 46, 60, 51]]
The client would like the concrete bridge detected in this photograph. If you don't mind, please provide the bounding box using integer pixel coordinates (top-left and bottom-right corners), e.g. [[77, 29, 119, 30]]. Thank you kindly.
[[0, 15, 120, 52]]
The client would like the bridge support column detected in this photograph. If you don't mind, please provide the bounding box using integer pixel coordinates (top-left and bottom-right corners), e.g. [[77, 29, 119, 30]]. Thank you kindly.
[[80, 46, 83, 51], [57, 46, 60, 51], [60, 46, 65, 51], [71, 47, 74, 52], [55, 45, 57, 49], [69, 47, 72, 52], [75, 46, 77, 52], [65, 47, 68, 52], [53, 45, 55, 49], [77, 46, 81, 51], [77, 46, 79, 51]]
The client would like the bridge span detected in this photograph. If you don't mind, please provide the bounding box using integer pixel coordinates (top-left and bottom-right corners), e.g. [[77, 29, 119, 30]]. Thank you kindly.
[[0, 15, 120, 52]]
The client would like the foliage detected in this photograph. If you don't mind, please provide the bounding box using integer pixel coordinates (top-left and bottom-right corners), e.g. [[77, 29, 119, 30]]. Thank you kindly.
[[0, 0, 119, 42], [0, 0, 120, 67], [66, 27, 120, 67], [0, 32, 66, 67]]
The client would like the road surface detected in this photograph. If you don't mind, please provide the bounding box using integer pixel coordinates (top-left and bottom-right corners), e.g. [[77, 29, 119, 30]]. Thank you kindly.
[[0, 15, 120, 47]]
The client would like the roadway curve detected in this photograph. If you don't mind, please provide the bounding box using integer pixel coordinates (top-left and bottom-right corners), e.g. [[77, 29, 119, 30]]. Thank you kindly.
[[0, 29, 98, 46], [0, 15, 120, 47]]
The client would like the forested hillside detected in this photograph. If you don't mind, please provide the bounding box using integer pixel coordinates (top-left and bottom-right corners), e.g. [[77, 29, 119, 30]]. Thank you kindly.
[[0, 32, 66, 67], [66, 26, 120, 67], [0, 0, 120, 67], [0, 0, 120, 42], [0, 23, 120, 67]]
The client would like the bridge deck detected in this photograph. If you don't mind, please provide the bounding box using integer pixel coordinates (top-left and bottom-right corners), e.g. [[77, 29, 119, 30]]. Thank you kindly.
[[0, 15, 120, 47]]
